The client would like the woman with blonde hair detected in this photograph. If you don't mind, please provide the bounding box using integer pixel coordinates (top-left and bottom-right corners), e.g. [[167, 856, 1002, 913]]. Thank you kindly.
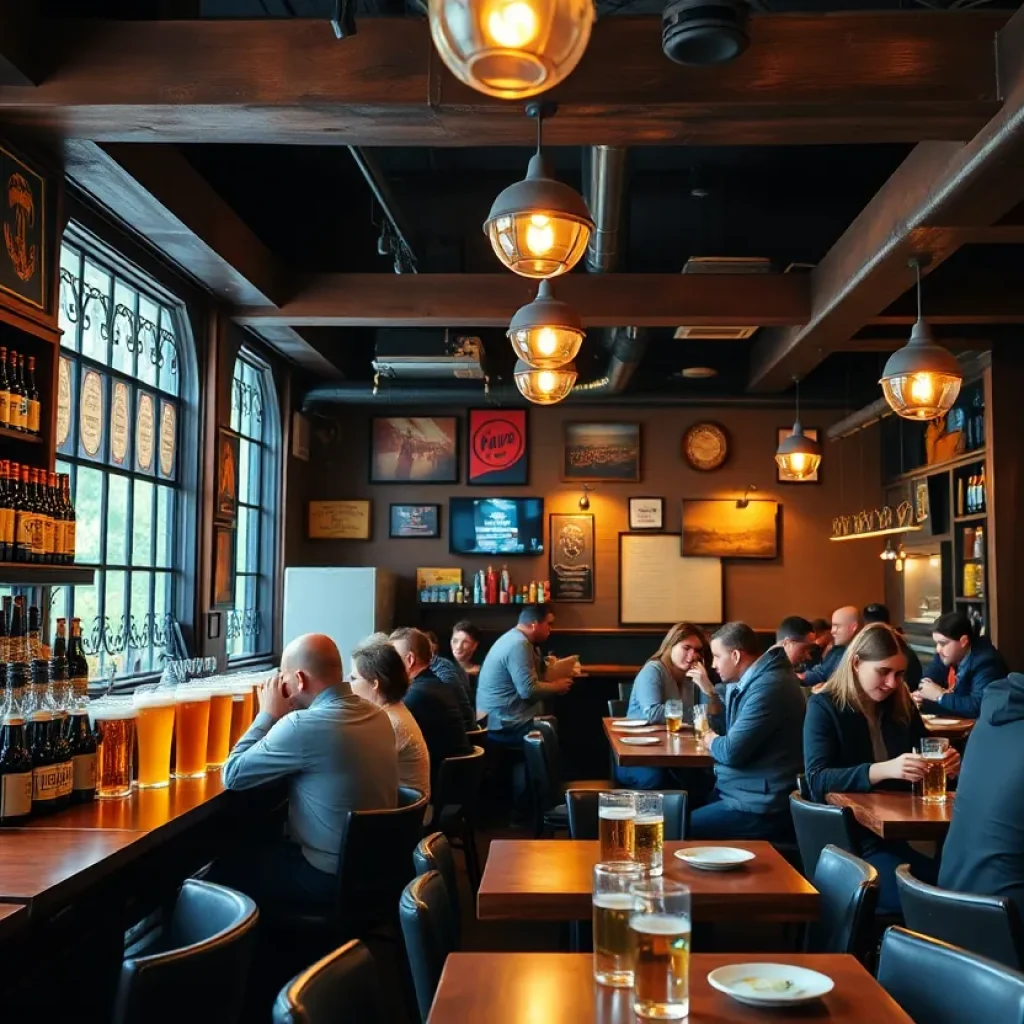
[[804, 622, 960, 911]]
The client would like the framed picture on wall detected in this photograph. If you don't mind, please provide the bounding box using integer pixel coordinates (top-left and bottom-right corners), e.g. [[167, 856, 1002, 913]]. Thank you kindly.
[[629, 497, 664, 530], [216, 427, 240, 521], [468, 408, 528, 485], [549, 513, 595, 602], [370, 416, 459, 484], [776, 426, 821, 483], [389, 504, 441, 539], [212, 524, 236, 608], [563, 422, 641, 481], [681, 499, 779, 559]]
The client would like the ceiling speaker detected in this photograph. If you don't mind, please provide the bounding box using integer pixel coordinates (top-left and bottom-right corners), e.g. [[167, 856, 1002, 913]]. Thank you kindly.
[[662, 0, 750, 66]]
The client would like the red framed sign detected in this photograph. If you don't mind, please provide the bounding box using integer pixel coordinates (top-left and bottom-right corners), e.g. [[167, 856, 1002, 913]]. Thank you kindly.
[[468, 408, 528, 486]]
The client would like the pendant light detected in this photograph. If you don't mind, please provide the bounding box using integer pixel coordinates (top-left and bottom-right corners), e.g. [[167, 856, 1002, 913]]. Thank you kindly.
[[483, 103, 593, 278], [775, 377, 822, 480], [880, 257, 962, 421], [508, 279, 585, 368], [513, 357, 578, 404], [428, 0, 594, 100]]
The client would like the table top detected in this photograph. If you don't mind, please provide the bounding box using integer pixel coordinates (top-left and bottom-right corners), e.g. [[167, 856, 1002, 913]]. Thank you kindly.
[[580, 664, 641, 678], [426, 953, 912, 1024], [477, 840, 818, 922], [923, 716, 975, 738], [602, 718, 714, 768], [826, 791, 954, 840]]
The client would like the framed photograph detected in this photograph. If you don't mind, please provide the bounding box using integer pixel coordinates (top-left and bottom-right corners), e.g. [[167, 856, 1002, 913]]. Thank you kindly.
[[563, 422, 641, 481], [629, 496, 664, 530], [212, 524, 236, 608], [468, 408, 528, 485], [390, 504, 441, 539], [549, 513, 595, 603], [216, 427, 240, 521], [370, 416, 459, 484], [682, 499, 779, 559], [0, 143, 47, 311], [776, 426, 821, 483], [308, 500, 372, 540]]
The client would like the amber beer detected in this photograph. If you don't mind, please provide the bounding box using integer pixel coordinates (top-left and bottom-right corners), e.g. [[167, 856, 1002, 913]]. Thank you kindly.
[[206, 684, 234, 769], [174, 684, 212, 779], [592, 862, 643, 987], [634, 793, 665, 877], [630, 880, 691, 1020], [664, 699, 684, 735], [228, 681, 255, 749], [88, 697, 137, 798], [920, 738, 949, 804], [133, 686, 176, 789], [599, 791, 637, 862]]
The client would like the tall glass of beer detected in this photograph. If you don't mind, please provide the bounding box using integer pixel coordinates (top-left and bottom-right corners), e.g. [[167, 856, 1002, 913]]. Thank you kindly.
[[206, 683, 235, 770], [228, 680, 255, 749], [630, 878, 691, 1020], [692, 706, 708, 748], [593, 861, 643, 987], [599, 791, 637, 862], [920, 737, 949, 804], [173, 684, 212, 779], [664, 701, 684, 735], [635, 793, 665, 876], [88, 697, 136, 798], [133, 685, 176, 789]]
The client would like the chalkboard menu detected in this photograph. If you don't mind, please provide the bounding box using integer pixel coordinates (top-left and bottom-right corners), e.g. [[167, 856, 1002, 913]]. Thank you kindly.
[[549, 513, 594, 603]]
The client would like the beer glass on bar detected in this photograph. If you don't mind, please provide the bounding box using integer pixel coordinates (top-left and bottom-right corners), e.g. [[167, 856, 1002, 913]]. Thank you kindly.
[[664, 700, 683, 735], [920, 737, 949, 804], [599, 791, 637, 862], [630, 878, 691, 1020], [692, 706, 708, 747], [228, 680, 255, 749], [206, 683, 234, 770], [173, 684, 212, 779], [635, 793, 665, 876], [133, 685, 176, 789], [593, 861, 643, 987], [89, 697, 137, 798]]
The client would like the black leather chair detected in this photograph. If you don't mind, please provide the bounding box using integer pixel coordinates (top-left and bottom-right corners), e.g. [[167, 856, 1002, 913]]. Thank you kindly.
[[399, 871, 457, 1023], [273, 939, 385, 1024], [878, 926, 1024, 1024], [607, 699, 628, 718], [565, 789, 688, 841], [804, 845, 879, 962], [113, 879, 259, 1024], [896, 864, 1024, 970], [789, 792, 861, 879], [413, 833, 460, 945], [617, 681, 633, 703], [523, 729, 608, 837], [430, 746, 486, 890]]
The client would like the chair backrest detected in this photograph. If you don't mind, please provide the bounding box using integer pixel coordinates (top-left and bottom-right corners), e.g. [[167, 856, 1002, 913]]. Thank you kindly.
[[607, 699, 628, 718], [565, 789, 688, 841], [465, 726, 487, 747], [878, 927, 1024, 1024], [113, 879, 259, 1024], [796, 773, 811, 800], [789, 792, 860, 879], [432, 746, 485, 815], [617, 681, 633, 703], [532, 716, 562, 788], [523, 732, 555, 835], [273, 939, 385, 1024], [413, 833, 460, 944], [896, 865, 1024, 970], [805, 845, 879, 960], [399, 871, 458, 1024]]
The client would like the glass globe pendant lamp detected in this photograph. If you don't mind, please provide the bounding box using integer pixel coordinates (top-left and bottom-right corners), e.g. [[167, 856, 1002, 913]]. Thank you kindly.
[[513, 357, 578, 404], [508, 279, 585, 368], [429, 0, 595, 100], [483, 103, 594, 278], [775, 377, 822, 480]]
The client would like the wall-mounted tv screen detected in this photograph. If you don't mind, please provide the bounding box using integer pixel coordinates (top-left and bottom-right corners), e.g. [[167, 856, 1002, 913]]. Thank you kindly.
[[449, 497, 544, 556]]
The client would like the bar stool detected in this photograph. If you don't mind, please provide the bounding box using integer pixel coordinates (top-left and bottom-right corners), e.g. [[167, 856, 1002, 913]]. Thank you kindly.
[[273, 939, 386, 1024]]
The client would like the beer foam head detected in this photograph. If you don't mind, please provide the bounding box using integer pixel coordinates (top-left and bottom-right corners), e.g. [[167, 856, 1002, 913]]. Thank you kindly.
[[598, 807, 636, 820], [175, 685, 213, 702], [629, 913, 691, 935], [635, 815, 663, 825], [89, 700, 137, 723], [229, 679, 256, 696], [593, 893, 635, 911], [133, 688, 176, 709]]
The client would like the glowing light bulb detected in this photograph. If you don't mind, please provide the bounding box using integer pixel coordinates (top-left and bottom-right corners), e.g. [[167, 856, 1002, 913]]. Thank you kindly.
[[486, 0, 539, 49], [525, 214, 554, 256], [789, 453, 808, 475], [535, 327, 558, 357], [909, 373, 935, 405], [536, 370, 557, 394]]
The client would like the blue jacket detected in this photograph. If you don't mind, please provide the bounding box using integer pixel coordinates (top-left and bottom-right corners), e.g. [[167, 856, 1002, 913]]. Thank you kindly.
[[801, 644, 846, 687], [429, 654, 477, 730], [708, 647, 806, 816], [921, 640, 1008, 718]]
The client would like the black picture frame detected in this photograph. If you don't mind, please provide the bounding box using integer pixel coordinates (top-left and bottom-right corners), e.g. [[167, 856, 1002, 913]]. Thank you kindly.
[[369, 416, 460, 484], [562, 421, 641, 482], [389, 503, 441, 539], [776, 426, 821, 483], [549, 513, 595, 603], [216, 427, 240, 522], [212, 524, 236, 608], [628, 496, 664, 530]]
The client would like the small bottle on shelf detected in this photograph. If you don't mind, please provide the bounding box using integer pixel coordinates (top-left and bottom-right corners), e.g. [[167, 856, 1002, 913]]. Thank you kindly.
[[957, 476, 964, 517], [0, 345, 9, 430], [6, 350, 22, 432], [0, 679, 33, 824], [963, 563, 977, 598], [973, 526, 985, 561], [0, 461, 12, 562], [25, 356, 40, 436]]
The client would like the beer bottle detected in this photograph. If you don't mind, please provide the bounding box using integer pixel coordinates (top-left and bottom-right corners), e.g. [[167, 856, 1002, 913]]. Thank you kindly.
[[62, 475, 76, 565], [29, 469, 46, 565], [0, 596, 11, 665], [12, 463, 30, 563], [0, 602, 7, 666], [40, 659, 72, 809], [0, 461, 11, 562], [16, 354, 28, 430], [23, 662, 56, 815], [0, 344, 9, 429], [6, 349, 21, 431], [67, 693, 97, 804], [49, 472, 63, 564], [69, 619, 89, 700], [52, 617, 67, 661], [0, 676, 32, 824], [25, 355, 40, 436], [37, 469, 53, 565], [9, 596, 26, 665], [27, 604, 41, 662]]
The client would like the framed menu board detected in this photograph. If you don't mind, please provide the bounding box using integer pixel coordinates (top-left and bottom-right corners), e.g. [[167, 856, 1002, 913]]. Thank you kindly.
[[308, 500, 372, 540]]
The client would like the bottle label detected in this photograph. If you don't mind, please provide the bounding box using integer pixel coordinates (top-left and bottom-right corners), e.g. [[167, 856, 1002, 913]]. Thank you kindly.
[[56, 759, 73, 799], [41, 516, 53, 556], [1, 507, 12, 545], [0, 388, 8, 426], [15, 510, 32, 548], [29, 513, 44, 556], [27, 398, 39, 435], [72, 752, 97, 792], [72, 674, 89, 700], [1, 772, 32, 819], [32, 763, 61, 802], [65, 521, 76, 559], [8, 395, 22, 429]]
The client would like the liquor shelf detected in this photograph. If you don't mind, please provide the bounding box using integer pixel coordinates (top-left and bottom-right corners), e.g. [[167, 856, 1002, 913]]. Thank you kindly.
[[0, 562, 94, 586], [0, 424, 42, 445]]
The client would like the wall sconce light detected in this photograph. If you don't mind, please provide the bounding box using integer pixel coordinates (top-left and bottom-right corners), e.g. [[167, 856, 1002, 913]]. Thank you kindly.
[[579, 483, 593, 511], [736, 484, 757, 509]]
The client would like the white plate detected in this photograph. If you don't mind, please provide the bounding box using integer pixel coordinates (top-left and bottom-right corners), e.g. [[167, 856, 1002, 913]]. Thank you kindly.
[[674, 847, 756, 871], [610, 720, 650, 729], [920, 713, 936, 721], [928, 718, 962, 727], [620, 736, 661, 746], [707, 963, 834, 1007]]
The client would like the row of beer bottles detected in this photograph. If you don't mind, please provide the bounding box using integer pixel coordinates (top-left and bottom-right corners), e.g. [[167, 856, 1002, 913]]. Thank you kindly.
[[0, 347, 41, 436], [0, 603, 90, 685], [0, 460, 76, 565]]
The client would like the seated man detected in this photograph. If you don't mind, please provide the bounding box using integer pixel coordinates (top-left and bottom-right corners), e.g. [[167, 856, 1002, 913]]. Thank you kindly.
[[800, 606, 861, 688], [475, 604, 573, 745], [690, 622, 806, 841], [776, 615, 816, 670], [805, 618, 832, 667], [914, 610, 1008, 719], [426, 637, 477, 731], [939, 672, 1024, 921], [220, 633, 398, 913], [862, 602, 923, 688], [451, 620, 482, 681]]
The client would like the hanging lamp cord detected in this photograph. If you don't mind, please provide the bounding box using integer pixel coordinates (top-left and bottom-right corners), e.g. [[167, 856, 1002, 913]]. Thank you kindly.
[[915, 260, 922, 322]]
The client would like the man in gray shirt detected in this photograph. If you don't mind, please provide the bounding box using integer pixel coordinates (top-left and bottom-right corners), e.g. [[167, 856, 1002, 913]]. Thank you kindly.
[[219, 633, 398, 914]]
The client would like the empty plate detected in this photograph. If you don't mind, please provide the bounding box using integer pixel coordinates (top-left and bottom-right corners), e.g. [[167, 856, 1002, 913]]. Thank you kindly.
[[610, 720, 650, 729], [674, 847, 755, 871], [920, 714, 936, 721], [928, 718, 963, 727], [620, 736, 661, 746], [707, 963, 834, 1007]]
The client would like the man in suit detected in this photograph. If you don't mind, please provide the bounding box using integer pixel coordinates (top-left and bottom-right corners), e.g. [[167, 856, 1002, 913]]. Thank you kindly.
[[799, 606, 861, 688], [913, 610, 1008, 719], [689, 622, 806, 840]]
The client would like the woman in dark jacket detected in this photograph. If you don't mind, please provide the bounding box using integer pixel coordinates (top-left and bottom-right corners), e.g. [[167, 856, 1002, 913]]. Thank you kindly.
[[804, 623, 961, 912]]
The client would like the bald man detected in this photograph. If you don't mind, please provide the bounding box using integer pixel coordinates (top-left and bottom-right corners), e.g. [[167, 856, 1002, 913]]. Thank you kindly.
[[220, 633, 398, 914], [799, 606, 861, 688]]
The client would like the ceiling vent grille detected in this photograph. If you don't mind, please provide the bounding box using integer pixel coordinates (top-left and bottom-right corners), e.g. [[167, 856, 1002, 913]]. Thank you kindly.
[[674, 256, 772, 340]]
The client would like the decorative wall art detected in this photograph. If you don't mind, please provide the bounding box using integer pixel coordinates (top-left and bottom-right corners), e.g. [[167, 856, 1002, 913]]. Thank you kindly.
[[682, 422, 729, 471], [468, 408, 528, 485], [390, 504, 441, 539], [308, 500, 373, 540], [628, 497, 664, 531], [681, 499, 780, 559], [776, 426, 821, 483], [0, 144, 46, 311], [212, 524, 236, 608], [549, 513, 595, 602], [370, 416, 459, 484], [563, 422, 641, 481], [619, 533, 723, 625], [216, 427, 240, 522]]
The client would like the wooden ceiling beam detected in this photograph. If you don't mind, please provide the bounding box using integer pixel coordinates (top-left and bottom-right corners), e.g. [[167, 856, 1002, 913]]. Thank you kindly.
[[0, 13, 1010, 146]]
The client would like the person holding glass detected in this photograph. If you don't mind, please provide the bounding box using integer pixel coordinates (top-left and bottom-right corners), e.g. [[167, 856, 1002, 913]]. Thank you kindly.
[[804, 622, 961, 912]]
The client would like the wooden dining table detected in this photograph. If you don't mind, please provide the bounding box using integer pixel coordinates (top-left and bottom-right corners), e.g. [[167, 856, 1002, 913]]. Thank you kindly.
[[922, 715, 975, 739], [602, 717, 714, 768], [426, 952, 913, 1023], [826, 791, 954, 840], [477, 840, 818, 923]]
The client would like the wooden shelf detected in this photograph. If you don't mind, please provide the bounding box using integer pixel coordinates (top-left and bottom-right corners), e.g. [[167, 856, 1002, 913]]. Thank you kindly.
[[419, 603, 547, 611], [955, 596, 985, 604], [0, 425, 42, 445], [894, 449, 987, 484], [954, 512, 987, 523], [0, 562, 95, 586]]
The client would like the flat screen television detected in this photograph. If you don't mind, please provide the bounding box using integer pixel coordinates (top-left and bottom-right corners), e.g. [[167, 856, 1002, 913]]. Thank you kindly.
[[449, 497, 544, 556]]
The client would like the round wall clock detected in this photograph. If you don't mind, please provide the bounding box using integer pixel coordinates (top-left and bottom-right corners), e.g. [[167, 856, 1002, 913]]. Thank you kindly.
[[683, 422, 729, 471]]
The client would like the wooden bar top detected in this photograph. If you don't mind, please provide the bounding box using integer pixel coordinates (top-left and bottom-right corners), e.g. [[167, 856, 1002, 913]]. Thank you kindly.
[[603, 717, 714, 768], [477, 840, 817, 923], [427, 953, 912, 1024], [826, 791, 954, 840]]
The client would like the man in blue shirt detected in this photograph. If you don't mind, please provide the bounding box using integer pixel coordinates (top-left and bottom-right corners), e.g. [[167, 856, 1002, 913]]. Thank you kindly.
[[799, 606, 861, 688]]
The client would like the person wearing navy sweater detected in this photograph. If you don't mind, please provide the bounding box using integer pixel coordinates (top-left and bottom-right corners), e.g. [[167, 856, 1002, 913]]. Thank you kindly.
[[799, 606, 861, 688], [913, 610, 1008, 719], [804, 623, 960, 912]]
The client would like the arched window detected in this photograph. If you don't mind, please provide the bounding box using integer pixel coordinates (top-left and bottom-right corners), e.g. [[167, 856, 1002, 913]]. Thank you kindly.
[[227, 348, 278, 661]]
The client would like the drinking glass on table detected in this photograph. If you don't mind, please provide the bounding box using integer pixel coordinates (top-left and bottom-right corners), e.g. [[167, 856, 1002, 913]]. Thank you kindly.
[[205, 682, 235, 770], [634, 793, 665, 877], [593, 862, 643, 987], [89, 696, 137, 798], [664, 700, 684, 735], [692, 706, 708, 746], [227, 680, 255, 748], [173, 683, 213, 779], [630, 878, 692, 1020], [132, 684, 176, 790], [920, 737, 950, 804], [599, 791, 637, 862]]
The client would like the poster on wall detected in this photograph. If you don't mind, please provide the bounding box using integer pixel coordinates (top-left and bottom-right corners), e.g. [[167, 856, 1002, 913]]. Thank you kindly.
[[681, 499, 779, 559], [0, 144, 46, 311], [390, 504, 441, 539], [216, 427, 240, 522], [370, 416, 458, 484], [549, 513, 595, 603], [563, 422, 641, 481], [468, 408, 528, 485], [308, 500, 372, 540]]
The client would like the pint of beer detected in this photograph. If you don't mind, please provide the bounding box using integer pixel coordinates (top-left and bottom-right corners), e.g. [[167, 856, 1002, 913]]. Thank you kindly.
[[228, 681, 255, 749], [664, 700, 684, 735], [173, 684, 212, 779], [88, 697, 137, 798], [630, 879, 691, 1020], [206, 684, 234, 769], [593, 862, 643, 987], [635, 793, 665, 877], [920, 737, 949, 804], [599, 791, 637, 862], [133, 685, 176, 789]]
